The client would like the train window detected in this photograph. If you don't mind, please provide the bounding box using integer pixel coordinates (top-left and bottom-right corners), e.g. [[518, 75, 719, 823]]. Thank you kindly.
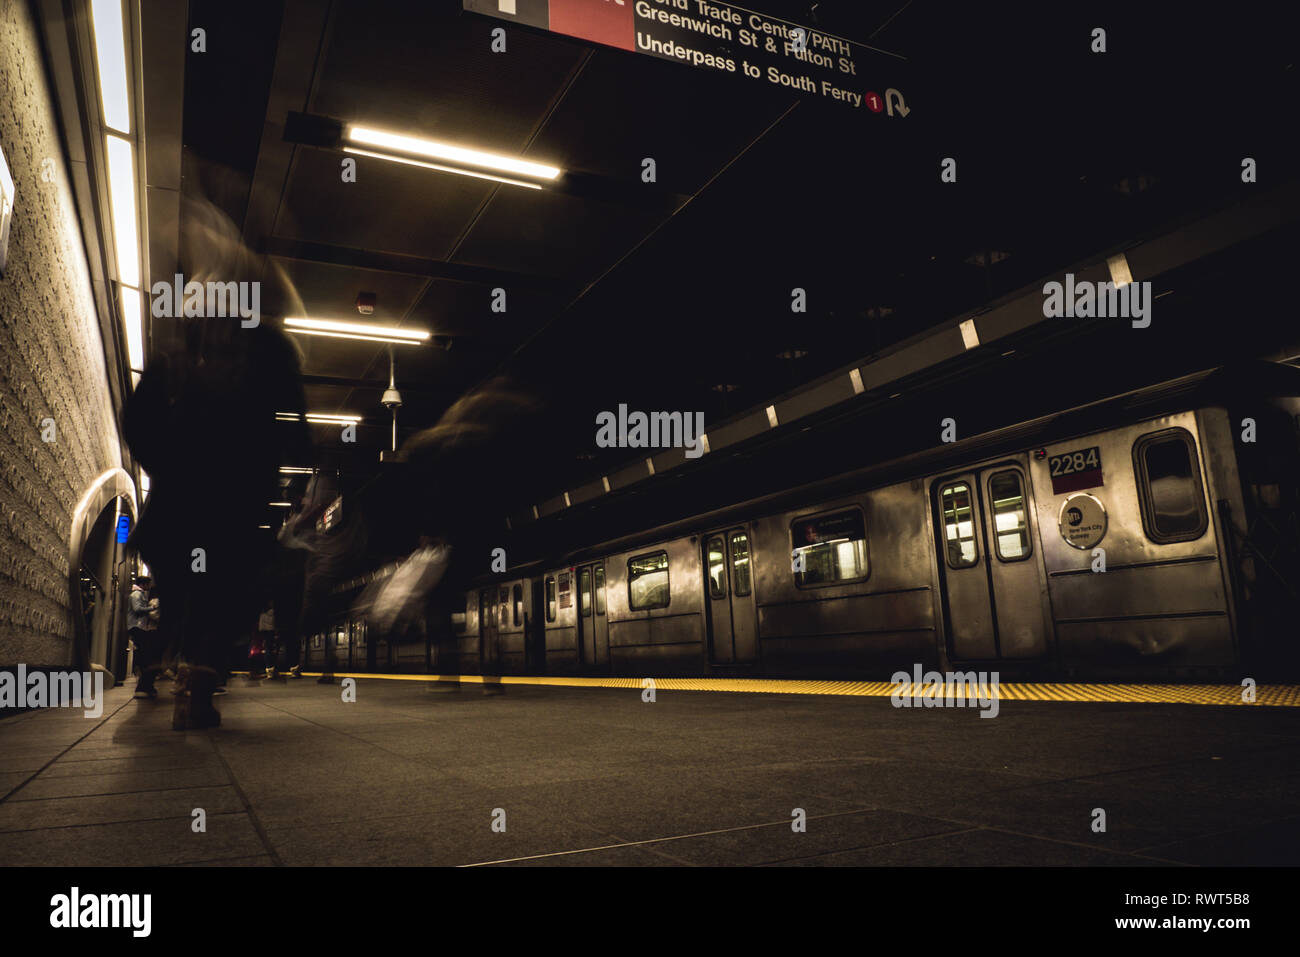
[[730, 531, 751, 596], [579, 568, 593, 617], [988, 471, 1031, 561], [499, 588, 508, 626], [545, 576, 557, 622], [791, 509, 869, 587], [628, 551, 670, 610], [594, 565, 605, 615], [706, 536, 727, 599], [1134, 429, 1208, 543], [940, 483, 978, 568], [513, 584, 522, 626]]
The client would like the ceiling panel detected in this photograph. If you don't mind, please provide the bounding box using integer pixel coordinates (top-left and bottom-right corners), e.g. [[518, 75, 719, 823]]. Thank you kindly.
[[406, 279, 562, 340], [453, 186, 664, 281], [270, 257, 431, 324], [527, 48, 793, 193], [308, 0, 587, 155], [274, 146, 492, 259]]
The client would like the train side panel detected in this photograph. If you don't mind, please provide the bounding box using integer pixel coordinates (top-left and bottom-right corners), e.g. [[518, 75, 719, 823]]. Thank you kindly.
[[751, 481, 940, 677], [1029, 410, 1236, 674], [605, 537, 706, 674]]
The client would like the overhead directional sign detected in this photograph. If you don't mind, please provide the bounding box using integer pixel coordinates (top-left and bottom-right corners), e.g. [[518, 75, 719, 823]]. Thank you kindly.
[[464, 0, 910, 117]]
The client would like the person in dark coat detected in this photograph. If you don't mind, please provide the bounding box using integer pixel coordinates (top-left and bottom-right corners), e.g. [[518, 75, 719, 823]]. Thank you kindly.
[[125, 316, 309, 728]]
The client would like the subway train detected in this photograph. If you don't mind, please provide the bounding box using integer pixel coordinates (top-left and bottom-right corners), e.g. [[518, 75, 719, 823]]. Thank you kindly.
[[320, 364, 1300, 681]]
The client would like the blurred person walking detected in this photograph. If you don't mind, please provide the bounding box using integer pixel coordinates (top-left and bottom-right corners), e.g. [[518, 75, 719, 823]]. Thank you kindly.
[[127, 575, 162, 698], [125, 318, 309, 728]]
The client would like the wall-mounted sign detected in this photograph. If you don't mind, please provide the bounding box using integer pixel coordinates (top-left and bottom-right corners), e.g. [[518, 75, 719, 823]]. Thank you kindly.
[[116, 515, 131, 544], [464, 0, 910, 117], [0, 141, 15, 277], [1058, 493, 1107, 550], [1048, 445, 1103, 495]]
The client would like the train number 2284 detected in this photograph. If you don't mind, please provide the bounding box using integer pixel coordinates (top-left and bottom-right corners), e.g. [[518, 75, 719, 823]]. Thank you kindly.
[[1048, 446, 1102, 477]]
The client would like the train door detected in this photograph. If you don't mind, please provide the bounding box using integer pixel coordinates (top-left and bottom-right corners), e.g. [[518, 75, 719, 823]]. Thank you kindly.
[[479, 589, 499, 674], [575, 563, 609, 671], [527, 577, 546, 672], [933, 459, 1048, 661], [703, 526, 758, 665]]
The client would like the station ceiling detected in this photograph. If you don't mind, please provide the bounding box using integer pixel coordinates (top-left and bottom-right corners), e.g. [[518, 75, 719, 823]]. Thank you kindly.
[[164, 0, 1299, 549]]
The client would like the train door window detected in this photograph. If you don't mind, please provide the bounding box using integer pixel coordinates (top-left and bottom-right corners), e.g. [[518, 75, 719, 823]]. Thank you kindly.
[[791, 509, 869, 587], [940, 483, 978, 568], [1134, 429, 1208, 543], [988, 471, 1031, 561], [579, 567, 593, 617], [594, 566, 605, 615], [512, 584, 522, 626], [628, 551, 670, 610], [499, 588, 508, 626], [706, 536, 727, 598], [730, 531, 751, 596], [545, 576, 557, 622]]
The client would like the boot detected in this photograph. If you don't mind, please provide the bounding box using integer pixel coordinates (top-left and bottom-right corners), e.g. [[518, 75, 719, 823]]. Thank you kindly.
[[133, 665, 159, 699]]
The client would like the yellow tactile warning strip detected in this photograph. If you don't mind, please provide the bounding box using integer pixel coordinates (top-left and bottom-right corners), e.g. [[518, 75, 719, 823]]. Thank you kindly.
[[234, 672, 1300, 707]]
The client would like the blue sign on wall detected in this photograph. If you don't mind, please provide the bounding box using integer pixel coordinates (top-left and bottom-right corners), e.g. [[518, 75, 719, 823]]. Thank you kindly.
[[116, 515, 130, 544]]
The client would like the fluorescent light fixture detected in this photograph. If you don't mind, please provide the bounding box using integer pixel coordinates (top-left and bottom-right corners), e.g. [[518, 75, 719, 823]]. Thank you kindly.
[[105, 134, 139, 287], [285, 326, 432, 345], [277, 412, 363, 424], [347, 126, 560, 181], [279, 466, 314, 475], [120, 284, 143, 370], [343, 147, 543, 191], [959, 318, 980, 350], [284, 316, 429, 343], [258, 525, 272, 529], [269, 502, 292, 507], [90, 0, 130, 134]]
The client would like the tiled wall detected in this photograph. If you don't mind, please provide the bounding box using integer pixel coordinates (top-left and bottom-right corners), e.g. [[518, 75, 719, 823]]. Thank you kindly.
[[0, 0, 123, 666]]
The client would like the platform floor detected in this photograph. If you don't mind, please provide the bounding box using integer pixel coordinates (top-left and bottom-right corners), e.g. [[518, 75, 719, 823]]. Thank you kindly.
[[2, 677, 1299, 867]]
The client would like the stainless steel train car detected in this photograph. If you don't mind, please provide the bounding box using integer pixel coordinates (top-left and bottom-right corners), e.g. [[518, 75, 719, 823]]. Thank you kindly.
[[451, 365, 1300, 680]]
